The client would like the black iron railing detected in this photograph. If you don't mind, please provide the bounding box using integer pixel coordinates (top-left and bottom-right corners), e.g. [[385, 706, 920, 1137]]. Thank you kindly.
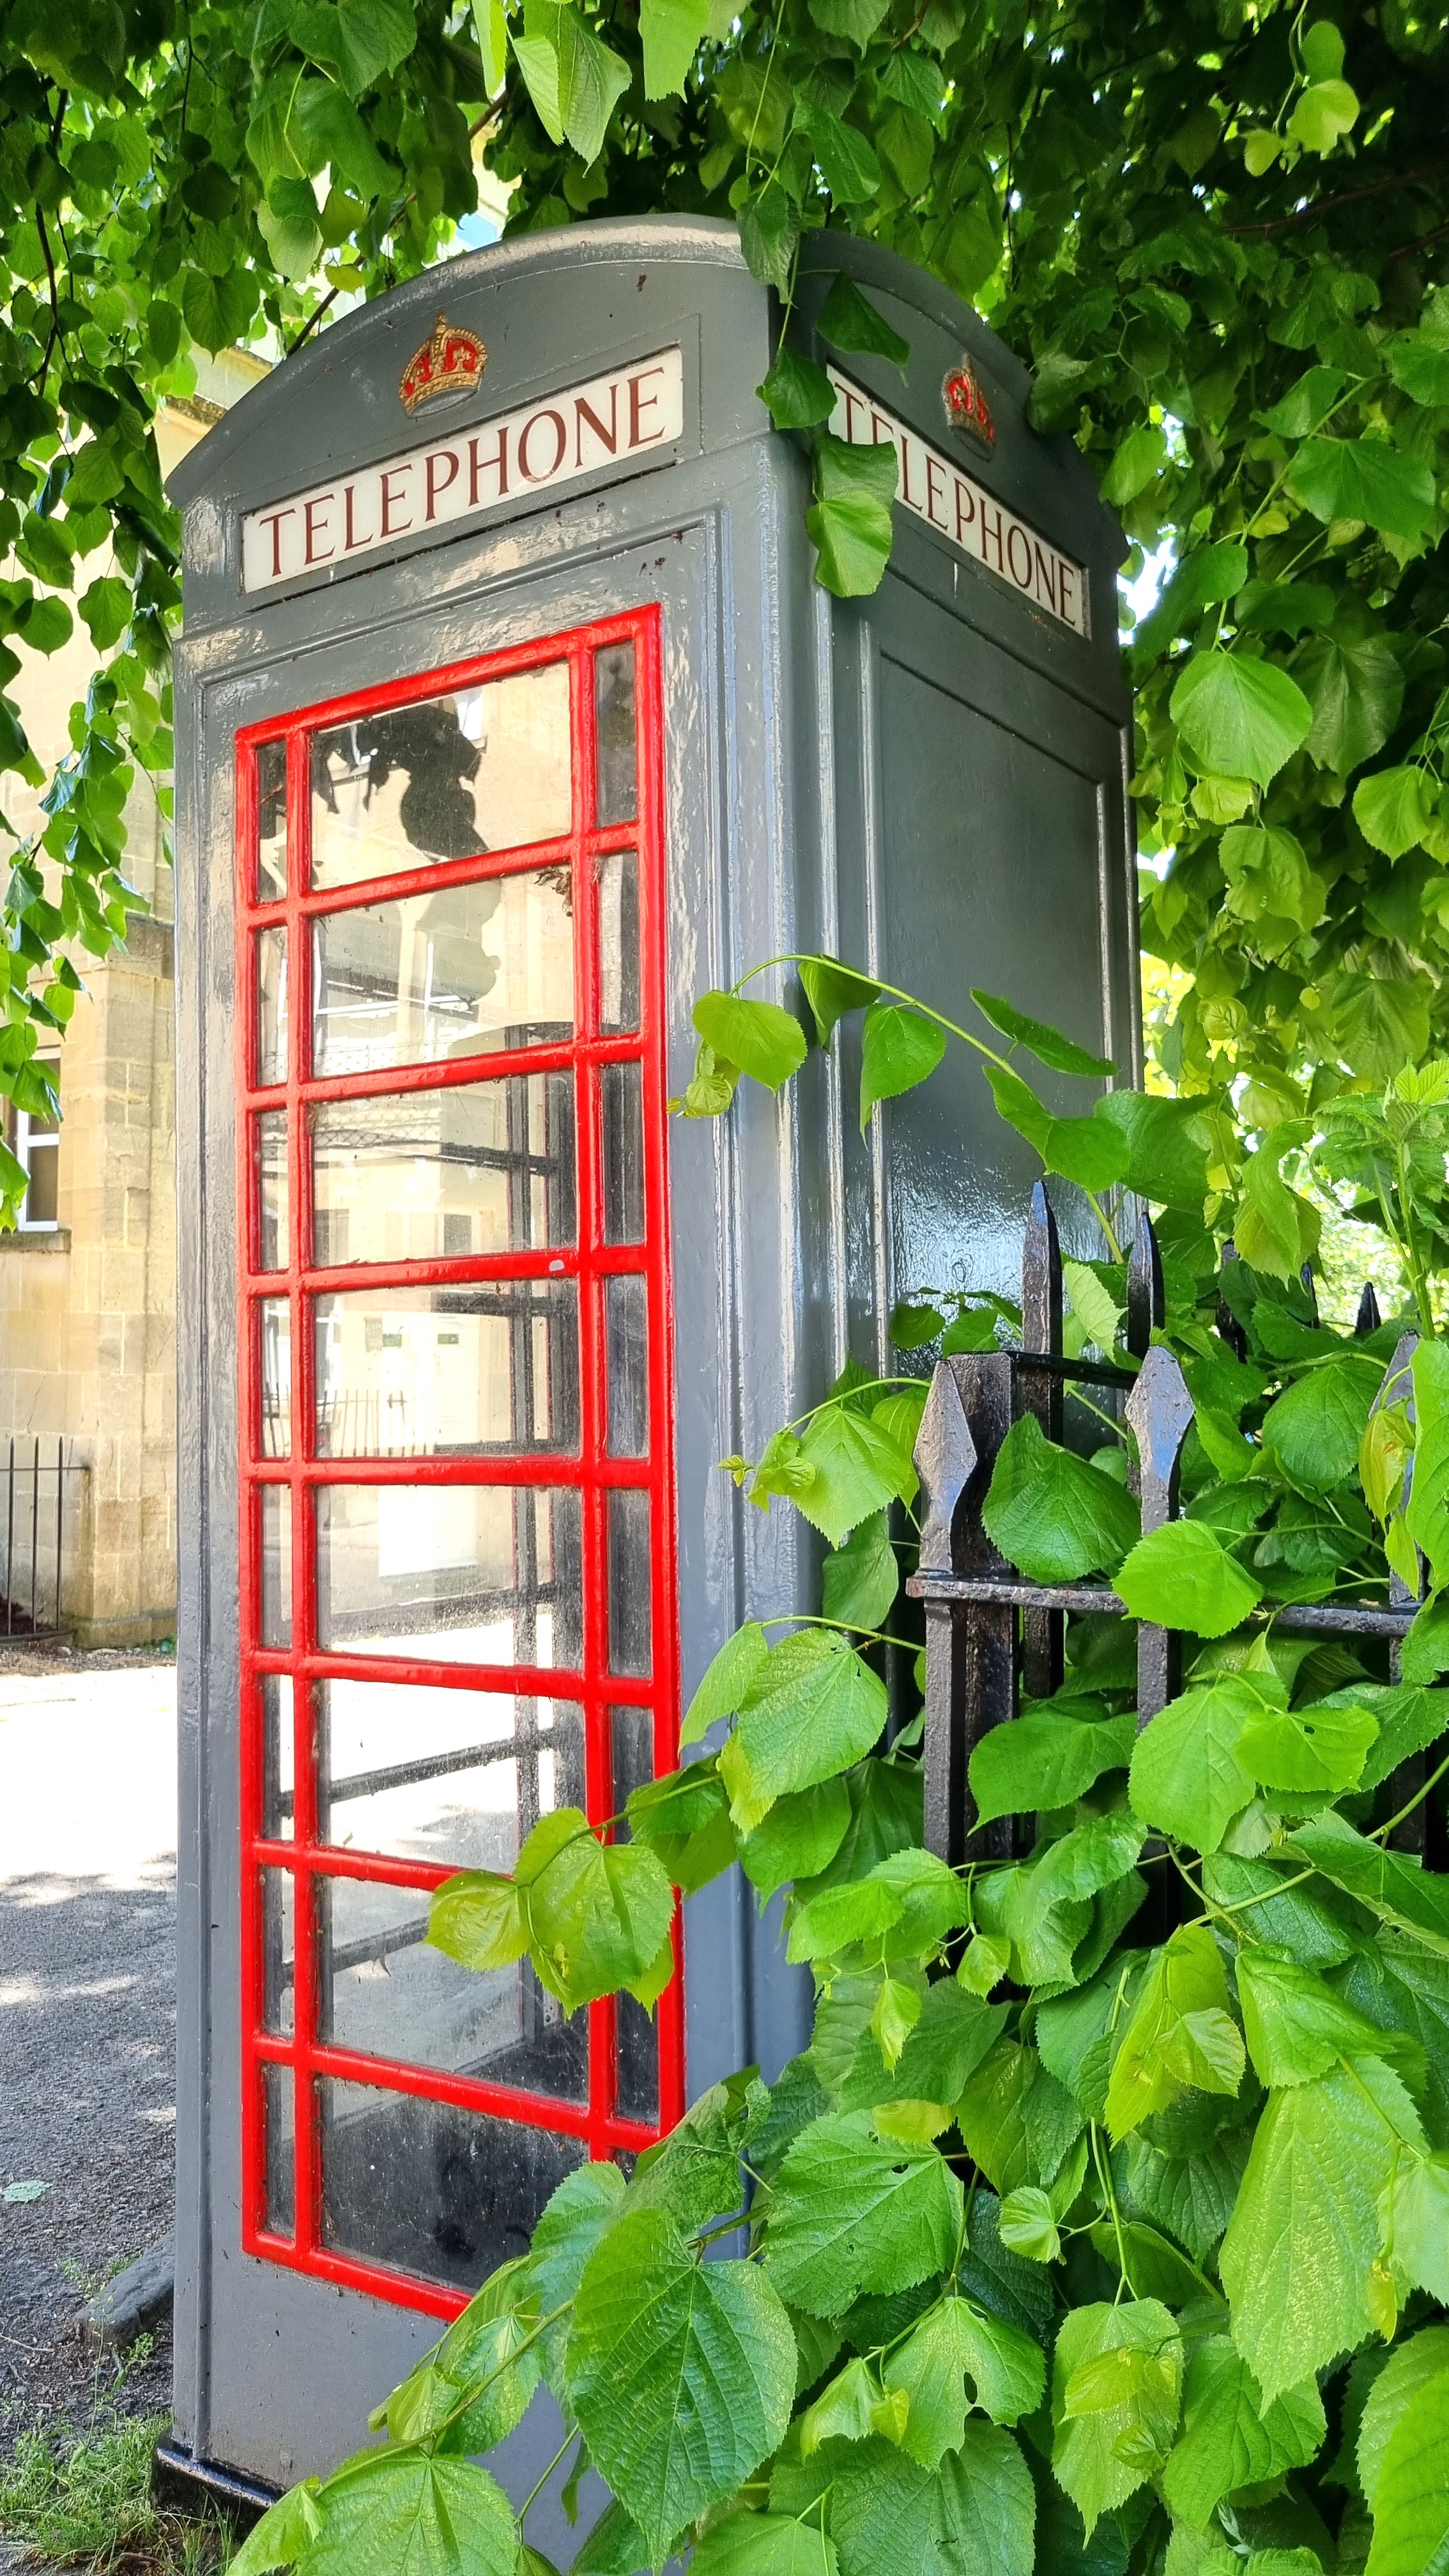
[[907, 1186, 1424, 1874], [1, 1436, 84, 1639]]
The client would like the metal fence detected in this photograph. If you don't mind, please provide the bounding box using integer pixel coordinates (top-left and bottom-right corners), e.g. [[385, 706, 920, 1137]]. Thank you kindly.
[[908, 1186, 1428, 1903], [1, 1437, 85, 1639]]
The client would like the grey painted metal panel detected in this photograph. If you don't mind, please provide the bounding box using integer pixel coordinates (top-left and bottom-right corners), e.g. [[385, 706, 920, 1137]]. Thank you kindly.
[[169, 211, 1131, 2510]]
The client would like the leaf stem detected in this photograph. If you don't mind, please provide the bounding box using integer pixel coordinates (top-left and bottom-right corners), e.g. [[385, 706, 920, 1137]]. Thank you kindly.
[[516, 2432, 575, 2529]]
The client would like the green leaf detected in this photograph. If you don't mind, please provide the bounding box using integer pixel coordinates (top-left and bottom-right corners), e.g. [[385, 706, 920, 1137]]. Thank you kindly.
[[825, 2425, 1036, 2576], [981, 1063, 1131, 1192], [1259, 1354, 1383, 1489], [837, 1979, 1006, 2117], [1052, 2301, 1183, 2536], [528, 2161, 626, 2393], [570, 2500, 648, 2576], [1289, 439, 1437, 542], [1170, 652, 1314, 789], [739, 180, 799, 296], [1358, 2326, 1449, 2510], [762, 2110, 962, 2317], [1116, 1521, 1262, 1639], [1236, 1947, 1394, 2087], [1092, 1092, 1211, 1213], [795, 1405, 916, 1549], [797, 102, 880, 203], [996, 2186, 1060, 2263], [517, 1807, 675, 2010], [1288, 77, 1360, 153], [1238, 1694, 1377, 1796], [1353, 765, 1436, 860], [956, 2042, 1083, 2196], [1130, 1675, 1262, 1851], [693, 991, 807, 1091], [1102, 424, 1167, 507], [969, 1706, 1135, 1832], [859, 1002, 947, 1130], [77, 577, 128, 648], [638, 0, 709, 95], [817, 272, 910, 366], [1361, 2364, 1449, 2576], [1285, 1810, 1449, 1956], [756, 349, 836, 431], [682, 1623, 769, 1747], [1344, 1683, 1449, 1792], [797, 956, 882, 1043], [567, 2205, 796, 2563], [1294, 627, 1403, 776], [1105, 1924, 1245, 2139], [307, 2451, 517, 2576], [1220, 2066, 1399, 2402], [822, 1512, 900, 1633], [1062, 1259, 1125, 1355], [730, 1630, 887, 1812], [470, 0, 508, 90], [808, 436, 898, 599], [883, 2297, 1045, 2456], [969, 990, 1112, 1078], [1255, 367, 1348, 438], [1386, 330, 1449, 409], [228, 2484, 323, 2576], [693, 2516, 839, 2576], [1408, 1339, 1449, 1586], [427, 1870, 529, 1972], [982, 1414, 1140, 1585], [1124, 2128, 1252, 2266], [532, 0, 631, 160], [1162, 2335, 1324, 2529], [740, 1778, 852, 1900]]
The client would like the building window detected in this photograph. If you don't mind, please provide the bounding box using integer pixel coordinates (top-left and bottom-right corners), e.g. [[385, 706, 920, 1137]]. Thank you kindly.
[[16, 1061, 60, 1229], [236, 611, 680, 2320]]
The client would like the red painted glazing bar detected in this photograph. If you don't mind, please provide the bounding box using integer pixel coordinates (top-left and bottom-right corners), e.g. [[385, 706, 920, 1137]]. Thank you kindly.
[[239, 1029, 647, 1120]]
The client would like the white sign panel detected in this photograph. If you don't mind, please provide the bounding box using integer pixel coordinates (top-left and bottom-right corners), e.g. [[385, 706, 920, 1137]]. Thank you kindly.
[[241, 346, 686, 595], [829, 369, 1087, 636]]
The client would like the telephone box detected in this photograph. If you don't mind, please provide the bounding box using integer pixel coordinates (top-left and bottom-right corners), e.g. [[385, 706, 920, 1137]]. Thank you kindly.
[[163, 213, 1135, 2523]]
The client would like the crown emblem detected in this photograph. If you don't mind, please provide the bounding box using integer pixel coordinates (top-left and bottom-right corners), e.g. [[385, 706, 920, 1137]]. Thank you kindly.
[[942, 354, 995, 451], [399, 314, 487, 413]]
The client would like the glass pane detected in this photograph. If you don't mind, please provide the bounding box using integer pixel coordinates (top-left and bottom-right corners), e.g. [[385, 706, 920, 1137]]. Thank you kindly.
[[319, 2080, 584, 2292], [261, 1484, 293, 1647], [319, 1874, 588, 2101], [263, 2064, 295, 2237], [597, 850, 640, 1036], [601, 1061, 645, 1245], [310, 869, 574, 1078], [316, 1483, 583, 1669], [261, 1869, 295, 2036], [23, 1140, 58, 1227], [608, 1488, 651, 1678], [256, 738, 288, 901], [262, 1675, 295, 1841], [317, 1682, 585, 1871], [256, 1112, 289, 1273], [310, 1074, 576, 1268], [604, 1273, 648, 1459], [256, 926, 288, 1086], [260, 1298, 291, 1459], [314, 1283, 579, 1460], [310, 668, 571, 890], [594, 645, 636, 827], [610, 1707, 661, 2122]]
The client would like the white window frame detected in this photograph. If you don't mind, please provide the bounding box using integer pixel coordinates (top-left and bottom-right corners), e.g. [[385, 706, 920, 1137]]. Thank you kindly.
[[15, 1056, 60, 1232]]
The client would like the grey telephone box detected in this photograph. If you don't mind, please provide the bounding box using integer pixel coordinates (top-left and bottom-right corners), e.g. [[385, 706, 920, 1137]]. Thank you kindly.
[[163, 212, 1135, 2518]]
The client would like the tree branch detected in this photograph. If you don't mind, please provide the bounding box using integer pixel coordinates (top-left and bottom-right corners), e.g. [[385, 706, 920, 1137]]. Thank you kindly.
[[1224, 162, 1447, 236], [1386, 215, 1449, 264], [283, 107, 502, 360]]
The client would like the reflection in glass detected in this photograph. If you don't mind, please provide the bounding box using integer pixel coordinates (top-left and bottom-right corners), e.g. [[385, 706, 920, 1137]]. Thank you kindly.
[[262, 1674, 295, 1841], [597, 850, 640, 1036], [608, 1488, 652, 1678], [256, 926, 288, 1086], [311, 868, 574, 1078], [260, 1298, 291, 1459], [610, 1706, 661, 2122], [601, 1061, 645, 1245], [316, 1682, 585, 1871], [263, 2064, 295, 2237], [316, 1483, 583, 1669], [604, 1274, 648, 1457], [256, 738, 288, 901], [261, 1484, 293, 1646], [594, 645, 637, 827], [262, 1869, 295, 2036], [310, 1074, 576, 1268], [256, 1112, 288, 1272], [319, 2081, 584, 2292], [310, 668, 571, 889], [318, 1874, 587, 2099], [313, 1282, 579, 1459]]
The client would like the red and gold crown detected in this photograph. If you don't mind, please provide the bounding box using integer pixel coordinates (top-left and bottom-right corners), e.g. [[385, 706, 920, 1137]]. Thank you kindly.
[[399, 314, 487, 413], [942, 353, 995, 450]]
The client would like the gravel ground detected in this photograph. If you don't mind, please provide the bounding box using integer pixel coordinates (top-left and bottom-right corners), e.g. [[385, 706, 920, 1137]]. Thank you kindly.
[[0, 1650, 177, 2464]]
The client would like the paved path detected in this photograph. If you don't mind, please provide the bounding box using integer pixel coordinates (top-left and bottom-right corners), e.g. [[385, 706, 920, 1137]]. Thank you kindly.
[[0, 1655, 177, 2457]]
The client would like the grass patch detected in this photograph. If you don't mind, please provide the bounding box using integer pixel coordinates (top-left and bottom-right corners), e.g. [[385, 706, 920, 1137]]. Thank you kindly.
[[0, 2407, 227, 2574]]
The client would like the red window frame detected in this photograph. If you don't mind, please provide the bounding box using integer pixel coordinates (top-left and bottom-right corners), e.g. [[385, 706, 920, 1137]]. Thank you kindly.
[[234, 607, 684, 2320]]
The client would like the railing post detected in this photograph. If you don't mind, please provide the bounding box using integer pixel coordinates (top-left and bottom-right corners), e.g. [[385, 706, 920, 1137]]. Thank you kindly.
[[1356, 1282, 1381, 1337], [914, 1351, 1018, 1864], [1217, 1241, 1248, 1360], [1124, 1344, 1194, 1725], [1018, 1182, 1064, 1700], [1125, 1209, 1163, 1360]]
